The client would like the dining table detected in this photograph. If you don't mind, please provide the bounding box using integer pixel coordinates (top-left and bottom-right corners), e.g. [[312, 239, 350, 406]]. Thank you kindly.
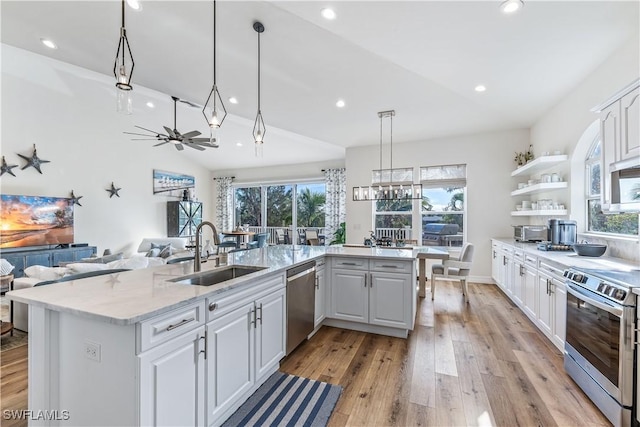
[[221, 230, 256, 249], [414, 246, 450, 298]]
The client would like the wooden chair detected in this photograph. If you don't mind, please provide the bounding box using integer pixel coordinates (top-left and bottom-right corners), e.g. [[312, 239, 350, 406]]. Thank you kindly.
[[275, 229, 287, 245], [431, 243, 474, 302]]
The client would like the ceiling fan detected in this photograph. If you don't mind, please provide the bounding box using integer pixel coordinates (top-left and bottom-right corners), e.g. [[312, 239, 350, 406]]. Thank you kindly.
[[125, 96, 218, 151]]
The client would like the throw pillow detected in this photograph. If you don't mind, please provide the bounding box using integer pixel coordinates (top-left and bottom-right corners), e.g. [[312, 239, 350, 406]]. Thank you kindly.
[[146, 248, 161, 258], [150, 243, 173, 259], [0, 259, 15, 275], [24, 265, 68, 281]]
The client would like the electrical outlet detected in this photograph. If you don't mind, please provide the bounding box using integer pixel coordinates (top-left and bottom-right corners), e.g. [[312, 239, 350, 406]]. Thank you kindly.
[[83, 340, 101, 362]]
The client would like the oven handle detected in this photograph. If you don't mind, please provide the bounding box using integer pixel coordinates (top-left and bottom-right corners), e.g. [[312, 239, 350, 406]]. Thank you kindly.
[[566, 283, 624, 317]]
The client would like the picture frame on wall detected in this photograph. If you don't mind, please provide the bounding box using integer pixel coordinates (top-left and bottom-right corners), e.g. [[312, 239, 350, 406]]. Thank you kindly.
[[153, 169, 195, 197]]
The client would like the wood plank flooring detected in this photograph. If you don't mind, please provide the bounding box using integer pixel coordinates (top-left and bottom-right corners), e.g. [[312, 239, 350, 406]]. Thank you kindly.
[[280, 280, 612, 427], [0, 280, 612, 426]]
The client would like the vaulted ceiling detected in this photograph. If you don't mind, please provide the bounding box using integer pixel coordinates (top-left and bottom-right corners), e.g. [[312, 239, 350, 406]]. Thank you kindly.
[[2, 1, 638, 169]]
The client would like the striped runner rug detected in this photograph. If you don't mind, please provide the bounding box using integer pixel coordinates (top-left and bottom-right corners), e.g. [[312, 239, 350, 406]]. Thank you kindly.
[[222, 371, 342, 427]]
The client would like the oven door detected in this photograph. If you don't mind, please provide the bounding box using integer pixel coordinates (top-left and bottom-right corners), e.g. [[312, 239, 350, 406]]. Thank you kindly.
[[565, 283, 635, 407]]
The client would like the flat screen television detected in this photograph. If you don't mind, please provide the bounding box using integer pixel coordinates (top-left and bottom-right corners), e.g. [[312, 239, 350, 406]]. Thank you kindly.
[[0, 195, 74, 249]]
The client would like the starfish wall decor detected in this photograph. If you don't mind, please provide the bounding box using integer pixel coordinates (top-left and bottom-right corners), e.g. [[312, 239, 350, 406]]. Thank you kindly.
[[1, 156, 18, 177], [18, 144, 50, 174], [107, 182, 122, 198], [69, 190, 83, 206]]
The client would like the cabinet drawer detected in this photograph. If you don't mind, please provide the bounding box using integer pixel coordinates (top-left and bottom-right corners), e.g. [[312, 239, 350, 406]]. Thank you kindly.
[[538, 259, 566, 281], [332, 257, 369, 270], [206, 274, 284, 322], [524, 254, 537, 267], [137, 300, 206, 353], [370, 259, 413, 274]]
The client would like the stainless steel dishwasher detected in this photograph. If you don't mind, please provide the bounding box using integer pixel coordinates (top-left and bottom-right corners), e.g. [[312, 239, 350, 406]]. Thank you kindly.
[[286, 261, 316, 355]]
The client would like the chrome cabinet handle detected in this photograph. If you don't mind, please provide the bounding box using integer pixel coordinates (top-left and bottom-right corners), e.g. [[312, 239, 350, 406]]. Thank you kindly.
[[519, 264, 524, 276], [380, 265, 398, 268], [370, 273, 373, 287], [342, 262, 357, 266], [503, 255, 507, 266], [364, 273, 367, 287], [492, 250, 496, 259], [546, 279, 550, 295], [315, 275, 319, 290], [199, 331, 207, 359], [250, 307, 256, 328], [166, 317, 195, 331], [257, 303, 263, 325], [208, 302, 218, 312]]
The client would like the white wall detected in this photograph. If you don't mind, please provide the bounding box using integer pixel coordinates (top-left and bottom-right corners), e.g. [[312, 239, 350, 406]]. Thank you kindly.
[[0, 46, 214, 255], [530, 34, 640, 262], [345, 129, 530, 280]]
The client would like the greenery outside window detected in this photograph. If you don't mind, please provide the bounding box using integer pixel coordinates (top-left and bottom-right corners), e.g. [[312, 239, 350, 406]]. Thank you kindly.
[[585, 138, 638, 236], [420, 164, 466, 247]]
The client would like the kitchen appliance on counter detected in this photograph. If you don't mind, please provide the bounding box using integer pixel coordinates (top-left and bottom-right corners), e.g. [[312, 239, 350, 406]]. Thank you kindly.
[[563, 267, 640, 427], [286, 261, 316, 355], [549, 219, 577, 246], [536, 242, 573, 251], [513, 225, 548, 242]]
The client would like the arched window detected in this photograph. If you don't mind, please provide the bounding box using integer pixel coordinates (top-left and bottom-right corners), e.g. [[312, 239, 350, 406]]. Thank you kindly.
[[585, 137, 639, 235]]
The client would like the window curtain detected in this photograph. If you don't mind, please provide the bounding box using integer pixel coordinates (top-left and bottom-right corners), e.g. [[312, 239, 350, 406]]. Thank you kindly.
[[324, 168, 346, 244], [214, 177, 233, 233]]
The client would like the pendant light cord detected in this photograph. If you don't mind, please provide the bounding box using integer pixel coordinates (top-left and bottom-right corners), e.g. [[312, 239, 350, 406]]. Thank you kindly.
[[257, 30, 261, 113], [390, 113, 393, 170], [213, 0, 217, 86], [120, 0, 126, 64], [379, 115, 383, 172]]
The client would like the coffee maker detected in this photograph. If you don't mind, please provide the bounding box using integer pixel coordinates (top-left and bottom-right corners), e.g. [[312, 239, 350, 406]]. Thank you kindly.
[[548, 219, 577, 246]]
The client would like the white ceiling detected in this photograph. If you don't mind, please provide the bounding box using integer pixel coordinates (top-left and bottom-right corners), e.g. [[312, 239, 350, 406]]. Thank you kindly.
[[1, 1, 638, 170]]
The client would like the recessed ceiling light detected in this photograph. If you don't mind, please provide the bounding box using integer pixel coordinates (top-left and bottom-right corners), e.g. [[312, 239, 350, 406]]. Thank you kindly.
[[321, 8, 336, 20], [40, 38, 57, 49], [228, 97, 238, 104], [336, 99, 345, 108], [236, 142, 243, 147], [146, 101, 155, 108], [126, 0, 142, 11], [500, 0, 523, 14], [475, 85, 487, 92]]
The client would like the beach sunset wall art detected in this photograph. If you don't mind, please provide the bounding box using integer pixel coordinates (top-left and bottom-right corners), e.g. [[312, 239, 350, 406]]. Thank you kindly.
[[0, 195, 74, 248]]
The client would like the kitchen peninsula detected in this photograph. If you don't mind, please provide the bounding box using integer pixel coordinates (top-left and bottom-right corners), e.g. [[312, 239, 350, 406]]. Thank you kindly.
[[7, 245, 419, 427]]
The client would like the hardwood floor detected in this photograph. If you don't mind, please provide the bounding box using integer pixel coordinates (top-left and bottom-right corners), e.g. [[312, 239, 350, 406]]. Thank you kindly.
[[0, 280, 611, 427], [280, 280, 612, 427], [0, 343, 28, 427]]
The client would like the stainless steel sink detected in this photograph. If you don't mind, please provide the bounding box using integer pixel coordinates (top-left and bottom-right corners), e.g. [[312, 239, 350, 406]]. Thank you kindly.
[[169, 265, 268, 286]]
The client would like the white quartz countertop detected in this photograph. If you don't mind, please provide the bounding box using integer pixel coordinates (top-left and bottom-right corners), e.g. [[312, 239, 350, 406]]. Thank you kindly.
[[492, 238, 639, 271], [7, 245, 422, 325]]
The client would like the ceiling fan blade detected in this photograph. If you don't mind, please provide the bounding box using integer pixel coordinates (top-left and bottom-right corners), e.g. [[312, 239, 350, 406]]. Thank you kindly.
[[135, 125, 162, 134], [178, 99, 202, 109], [153, 141, 170, 147], [190, 137, 212, 143], [184, 143, 206, 151], [132, 138, 162, 141], [181, 130, 201, 139], [175, 144, 185, 151], [124, 131, 157, 137], [163, 126, 177, 138]]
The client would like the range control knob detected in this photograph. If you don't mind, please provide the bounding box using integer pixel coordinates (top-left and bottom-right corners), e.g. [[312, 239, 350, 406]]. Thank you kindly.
[[573, 274, 583, 283]]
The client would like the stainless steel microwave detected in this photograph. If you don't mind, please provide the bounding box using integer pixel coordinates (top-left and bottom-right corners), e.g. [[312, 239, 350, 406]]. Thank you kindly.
[[609, 156, 640, 213]]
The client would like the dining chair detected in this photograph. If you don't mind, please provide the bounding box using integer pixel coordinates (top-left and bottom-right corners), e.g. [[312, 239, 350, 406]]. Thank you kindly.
[[305, 229, 319, 245], [431, 243, 474, 302], [275, 229, 287, 245], [217, 233, 238, 252]]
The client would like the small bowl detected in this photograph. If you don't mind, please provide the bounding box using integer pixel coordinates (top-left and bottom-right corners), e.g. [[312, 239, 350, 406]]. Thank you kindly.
[[573, 244, 607, 257]]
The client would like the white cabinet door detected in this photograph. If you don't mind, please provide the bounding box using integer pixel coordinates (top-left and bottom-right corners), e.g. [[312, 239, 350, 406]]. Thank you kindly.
[[255, 288, 286, 383], [551, 277, 567, 350], [620, 87, 640, 161], [314, 265, 326, 327], [206, 302, 255, 424], [502, 252, 513, 297], [369, 272, 411, 328], [523, 264, 537, 320], [512, 261, 524, 306], [601, 102, 620, 207], [536, 273, 553, 337], [491, 243, 502, 287], [330, 268, 368, 323], [139, 325, 205, 427]]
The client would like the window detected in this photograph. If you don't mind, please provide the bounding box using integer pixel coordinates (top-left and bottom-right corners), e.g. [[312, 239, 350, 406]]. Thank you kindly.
[[420, 164, 466, 247], [233, 181, 326, 242], [372, 168, 414, 241], [585, 138, 638, 236]]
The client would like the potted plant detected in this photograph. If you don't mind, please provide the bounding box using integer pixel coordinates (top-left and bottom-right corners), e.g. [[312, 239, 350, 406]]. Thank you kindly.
[[330, 222, 346, 245]]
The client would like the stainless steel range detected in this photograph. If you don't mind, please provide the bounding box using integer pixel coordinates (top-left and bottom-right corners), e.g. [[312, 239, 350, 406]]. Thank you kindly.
[[563, 267, 640, 427]]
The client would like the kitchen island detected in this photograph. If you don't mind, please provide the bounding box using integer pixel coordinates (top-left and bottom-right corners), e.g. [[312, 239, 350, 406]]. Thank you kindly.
[[7, 245, 420, 427]]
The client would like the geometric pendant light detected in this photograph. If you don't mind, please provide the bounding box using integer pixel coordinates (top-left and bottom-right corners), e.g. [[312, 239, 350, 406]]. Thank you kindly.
[[113, 0, 135, 114], [252, 21, 266, 157], [202, 0, 227, 144]]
